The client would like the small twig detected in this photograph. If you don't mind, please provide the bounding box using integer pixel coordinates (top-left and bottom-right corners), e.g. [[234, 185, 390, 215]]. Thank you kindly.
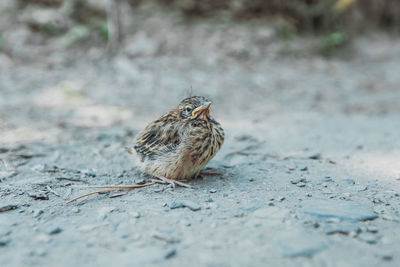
[[69, 183, 156, 189], [109, 192, 127, 198], [65, 182, 156, 204], [65, 189, 117, 205]]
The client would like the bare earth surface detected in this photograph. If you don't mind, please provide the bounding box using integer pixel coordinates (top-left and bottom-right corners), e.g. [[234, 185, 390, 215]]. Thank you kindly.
[[1, 19, 400, 266]]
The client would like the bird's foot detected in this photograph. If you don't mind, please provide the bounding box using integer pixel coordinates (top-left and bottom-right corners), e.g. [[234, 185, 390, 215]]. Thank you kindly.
[[152, 175, 192, 188]]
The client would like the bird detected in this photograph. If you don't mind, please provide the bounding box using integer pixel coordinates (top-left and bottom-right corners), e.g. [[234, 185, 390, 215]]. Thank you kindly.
[[65, 96, 224, 204], [128, 96, 224, 187]]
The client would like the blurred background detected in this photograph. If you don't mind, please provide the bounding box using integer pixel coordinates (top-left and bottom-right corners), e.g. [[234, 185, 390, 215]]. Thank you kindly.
[[0, 0, 400, 143]]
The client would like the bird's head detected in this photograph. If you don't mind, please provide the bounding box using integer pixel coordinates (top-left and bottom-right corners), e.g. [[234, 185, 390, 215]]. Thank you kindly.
[[177, 96, 212, 121]]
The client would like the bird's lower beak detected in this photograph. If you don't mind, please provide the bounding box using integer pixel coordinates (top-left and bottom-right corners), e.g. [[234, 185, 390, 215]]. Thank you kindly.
[[192, 103, 211, 119]]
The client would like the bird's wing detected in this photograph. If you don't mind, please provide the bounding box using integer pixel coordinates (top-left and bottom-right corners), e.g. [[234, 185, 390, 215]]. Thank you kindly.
[[131, 122, 181, 159]]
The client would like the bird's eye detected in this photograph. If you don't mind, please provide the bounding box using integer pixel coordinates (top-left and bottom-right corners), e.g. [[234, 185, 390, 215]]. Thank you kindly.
[[185, 106, 192, 113]]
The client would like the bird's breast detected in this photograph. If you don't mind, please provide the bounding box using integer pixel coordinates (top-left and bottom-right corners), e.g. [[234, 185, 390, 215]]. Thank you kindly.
[[184, 120, 224, 168]]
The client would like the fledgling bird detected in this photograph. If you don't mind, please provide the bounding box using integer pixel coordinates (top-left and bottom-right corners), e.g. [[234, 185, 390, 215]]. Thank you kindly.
[[128, 96, 224, 187]]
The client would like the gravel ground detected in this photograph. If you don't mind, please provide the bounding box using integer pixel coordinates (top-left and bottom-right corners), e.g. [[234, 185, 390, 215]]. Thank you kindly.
[[1, 17, 400, 266]]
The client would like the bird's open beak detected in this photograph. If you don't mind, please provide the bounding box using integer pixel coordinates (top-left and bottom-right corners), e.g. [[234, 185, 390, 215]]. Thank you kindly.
[[192, 103, 211, 120]]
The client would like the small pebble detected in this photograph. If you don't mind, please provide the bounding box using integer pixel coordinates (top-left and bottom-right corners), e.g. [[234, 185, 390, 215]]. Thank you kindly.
[[129, 211, 141, 218], [169, 202, 184, 209], [32, 209, 44, 218], [181, 201, 201, 211], [180, 220, 191, 227], [249, 178, 255, 182], [0, 238, 10, 246], [300, 166, 308, 171], [382, 255, 393, 261], [209, 189, 217, 193], [357, 232, 381, 244], [291, 178, 306, 184], [135, 178, 146, 185], [204, 197, 213, 203], [297, 182, 306, 187], [45, 225, 62, 235], [82, 170, 96, 177], [341, 192, 351, 199], [367, 226, 378, 233], [309, 153, 321, 160], [71, 207, 80, 213], [164, 248, 177, 259], [28, 193, 49, 200]]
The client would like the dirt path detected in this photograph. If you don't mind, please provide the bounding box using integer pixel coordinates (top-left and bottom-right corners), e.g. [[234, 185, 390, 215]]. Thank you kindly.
[[1, 27, 400, 266]]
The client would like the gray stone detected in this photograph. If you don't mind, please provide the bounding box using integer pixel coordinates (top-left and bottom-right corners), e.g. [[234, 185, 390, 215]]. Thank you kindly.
[[28, 192, 49, 200], [366, 225, 378, 233], [129, 211, 141, 218], [181, 201, 201, 211], [297, 182, 307, 187], [82, 170, 96, 177], [204, 197, 214, 203], [152, 232, 180, 244], [291, 178, 306, 184], [97, 206, 117, 221], [169, 202, 184, 209], [32, 209, 44, 218], [71, 207, 80, 213], [308, 153, 321, 160], [274, 229, 327, 257], [164, 248, 177, 259], [45, 225, 62, 235], [299, 198, 378, 222], [323, 223, 360, 235], [357, 232, 381, 244], [0, 237, 10, 246], [135, 178, 146, 185], [352, 185, 367, 192]]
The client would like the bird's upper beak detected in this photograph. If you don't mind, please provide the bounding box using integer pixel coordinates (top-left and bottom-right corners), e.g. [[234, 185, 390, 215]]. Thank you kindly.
[[192, 102, 211, 120]]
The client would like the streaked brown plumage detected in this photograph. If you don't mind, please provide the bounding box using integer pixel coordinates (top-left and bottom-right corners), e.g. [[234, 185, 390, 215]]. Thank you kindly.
[[128, 96, 224, 183]]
